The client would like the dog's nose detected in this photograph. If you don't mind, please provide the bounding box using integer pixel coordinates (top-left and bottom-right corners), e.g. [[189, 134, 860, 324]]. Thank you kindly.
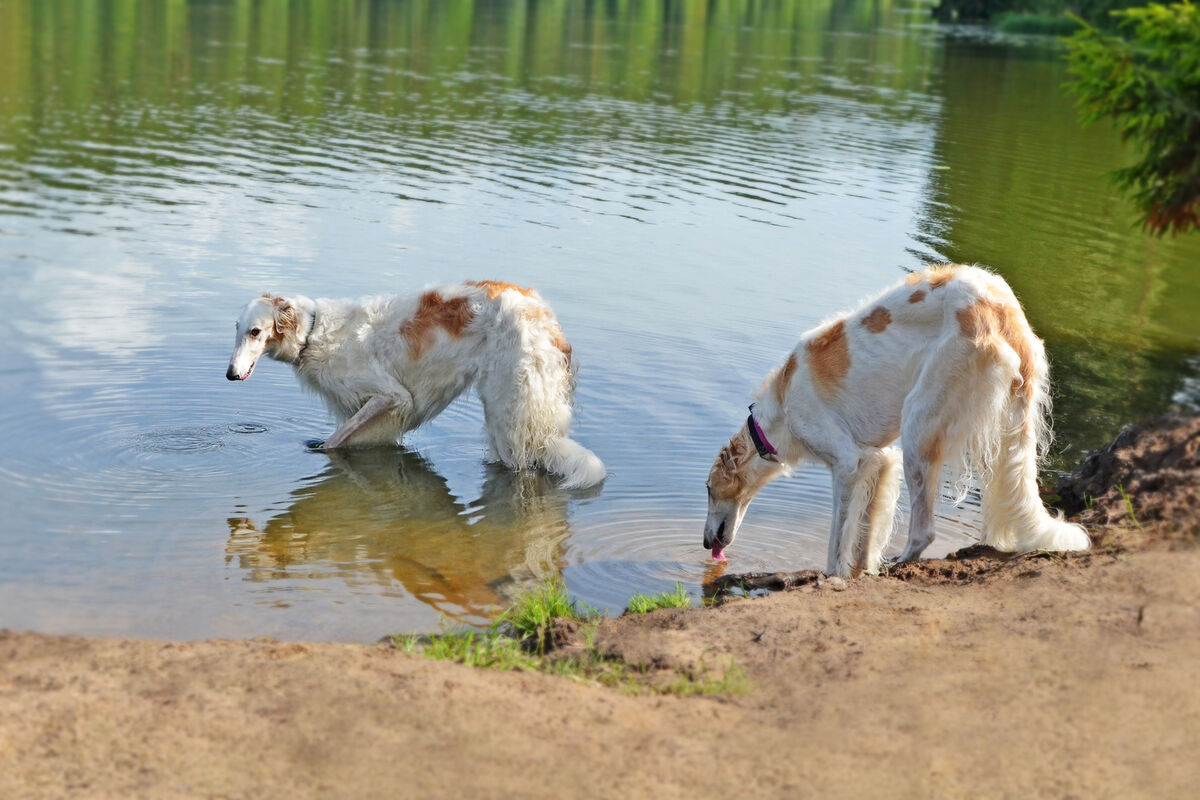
[[226, 365, 239, 381], [703, 518, 727, 549]]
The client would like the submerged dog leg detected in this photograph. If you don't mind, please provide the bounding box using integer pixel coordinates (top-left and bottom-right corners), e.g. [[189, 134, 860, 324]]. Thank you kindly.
[[322, 391, 412, 449]]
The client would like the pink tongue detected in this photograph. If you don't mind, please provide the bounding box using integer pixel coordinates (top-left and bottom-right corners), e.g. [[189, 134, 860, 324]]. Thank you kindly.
[[711, 545, 727, 562]]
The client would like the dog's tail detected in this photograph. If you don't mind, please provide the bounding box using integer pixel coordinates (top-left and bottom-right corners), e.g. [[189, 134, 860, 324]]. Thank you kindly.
[[479, 293, 606, 489], [972, 308, 1090, 554], [540, 434, 607, 490]]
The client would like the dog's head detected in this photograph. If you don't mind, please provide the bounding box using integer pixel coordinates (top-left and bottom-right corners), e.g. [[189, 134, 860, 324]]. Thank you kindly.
[[226, 294, 303, 381], [703, 423, 788, 561]]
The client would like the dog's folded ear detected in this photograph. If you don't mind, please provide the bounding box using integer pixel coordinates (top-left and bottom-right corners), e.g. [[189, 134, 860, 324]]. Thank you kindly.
[[271, 296, 298, 335]]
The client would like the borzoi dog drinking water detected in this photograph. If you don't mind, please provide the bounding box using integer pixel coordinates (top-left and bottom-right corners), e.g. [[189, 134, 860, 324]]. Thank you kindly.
[[227, 280, 605, 489], [703, 265, 1089, 576]]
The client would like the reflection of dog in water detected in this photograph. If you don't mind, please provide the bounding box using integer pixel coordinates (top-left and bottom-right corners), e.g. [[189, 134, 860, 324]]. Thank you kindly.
[[225, 281, 605, 488], [227, 448, 584, 622]]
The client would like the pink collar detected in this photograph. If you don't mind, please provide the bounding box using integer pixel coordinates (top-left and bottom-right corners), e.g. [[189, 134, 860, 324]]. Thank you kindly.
[[746, 405, 779, 462]]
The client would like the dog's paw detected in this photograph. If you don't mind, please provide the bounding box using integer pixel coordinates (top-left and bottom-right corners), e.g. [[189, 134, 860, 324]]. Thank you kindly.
[[304, 438, 327, 452]]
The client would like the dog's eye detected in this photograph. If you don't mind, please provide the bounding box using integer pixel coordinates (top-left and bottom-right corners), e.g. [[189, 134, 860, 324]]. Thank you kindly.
[[249, 328, 261, 337]]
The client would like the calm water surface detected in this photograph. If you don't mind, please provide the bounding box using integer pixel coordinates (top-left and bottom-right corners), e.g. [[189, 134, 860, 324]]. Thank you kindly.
[[1, 0, 1197, 640]]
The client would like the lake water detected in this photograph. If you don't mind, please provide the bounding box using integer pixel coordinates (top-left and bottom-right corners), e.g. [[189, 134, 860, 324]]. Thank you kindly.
[[2, 0, 1197, 641]]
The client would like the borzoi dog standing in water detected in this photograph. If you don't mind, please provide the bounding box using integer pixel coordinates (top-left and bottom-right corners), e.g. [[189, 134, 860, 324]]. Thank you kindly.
[[227, 281, 606, 489], [704, 265, 1090, 576]]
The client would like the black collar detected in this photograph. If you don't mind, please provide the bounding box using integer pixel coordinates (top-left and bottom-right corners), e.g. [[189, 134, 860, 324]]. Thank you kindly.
[[746, 404, 779, 462]]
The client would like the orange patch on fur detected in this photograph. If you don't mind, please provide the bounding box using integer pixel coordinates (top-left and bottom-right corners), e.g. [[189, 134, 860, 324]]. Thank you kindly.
[[467, 280, 536, 300], [862, 306, 891, 333], [774, 354, 798, 405], [807, 320, 849, 397], [400, 292, 475, 358], [906, 265, 958, 288], [956, 298, 1036, 405], [927, 266, 957, 289], [908, 289, 926, 304]]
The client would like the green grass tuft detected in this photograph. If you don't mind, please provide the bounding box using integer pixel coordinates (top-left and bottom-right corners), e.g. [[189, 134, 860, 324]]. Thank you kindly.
[[386, 579, 747, 697], [499, 577, 582, 654], [626, 582, 693, 614], [387, 630, 535, 670], [1116, 484, 1144, 531], [661, 661, 749, 697]]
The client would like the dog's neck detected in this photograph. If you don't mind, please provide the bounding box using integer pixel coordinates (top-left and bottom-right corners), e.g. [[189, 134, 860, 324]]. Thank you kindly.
[[294, 307, 317, 362], [747, 397, 805, 467]]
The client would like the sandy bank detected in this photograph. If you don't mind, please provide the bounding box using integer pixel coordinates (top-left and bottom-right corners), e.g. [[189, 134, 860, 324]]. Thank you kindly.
[[2, 416, 1197, 799]]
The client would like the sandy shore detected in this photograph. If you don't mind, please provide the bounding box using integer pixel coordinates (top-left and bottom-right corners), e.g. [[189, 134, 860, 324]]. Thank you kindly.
[[3, 416, 1198, 798]]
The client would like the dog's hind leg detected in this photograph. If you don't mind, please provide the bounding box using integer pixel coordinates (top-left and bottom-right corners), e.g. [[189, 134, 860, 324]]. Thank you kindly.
[[895, 336, 994, 562], [895, 353, 961, 562], [897, 440, 942, 562], [322, 390, 413, 450]]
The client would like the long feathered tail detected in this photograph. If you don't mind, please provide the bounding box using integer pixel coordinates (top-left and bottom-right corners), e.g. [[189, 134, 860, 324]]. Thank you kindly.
[[480, 293, 606, 490], [540, 434, 607, 490], [975, 314, 1090, 553]]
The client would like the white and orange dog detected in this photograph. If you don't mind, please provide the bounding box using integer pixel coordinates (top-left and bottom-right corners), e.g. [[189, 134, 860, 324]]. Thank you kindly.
[[227, 280, 606, 489], [704, 265, 1089, 575]]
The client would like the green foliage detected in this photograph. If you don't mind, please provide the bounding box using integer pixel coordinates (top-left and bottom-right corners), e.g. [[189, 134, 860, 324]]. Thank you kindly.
[[1066, 2, 1200, 234], [1116, 483, 1146, 529], [390, 630, 537, 670], [934, 0, 1144, 24], [995, 12, 1084, 33], [387, 579, 747, 696], [625, 582, 693, 614], [660, 661, 750, 697], [498, 577, 583, 655]]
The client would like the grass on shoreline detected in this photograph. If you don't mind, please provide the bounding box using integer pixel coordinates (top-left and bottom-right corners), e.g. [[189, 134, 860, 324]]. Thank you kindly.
[[626, 582, 692, 615], [386, 578, 745, 697]]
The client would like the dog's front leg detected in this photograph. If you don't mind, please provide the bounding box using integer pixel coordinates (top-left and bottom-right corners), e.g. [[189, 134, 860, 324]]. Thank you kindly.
[[321, 391, 413, 450], [827, 468, 853, 576]]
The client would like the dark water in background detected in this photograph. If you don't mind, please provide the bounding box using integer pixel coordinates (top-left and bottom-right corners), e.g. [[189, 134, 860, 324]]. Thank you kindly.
[[1, 0, 1197, 640]]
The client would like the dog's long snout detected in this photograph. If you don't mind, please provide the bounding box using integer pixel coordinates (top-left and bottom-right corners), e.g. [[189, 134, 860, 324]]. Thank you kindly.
[[703, 517, 727, 549], [226, 364, 240, 381]]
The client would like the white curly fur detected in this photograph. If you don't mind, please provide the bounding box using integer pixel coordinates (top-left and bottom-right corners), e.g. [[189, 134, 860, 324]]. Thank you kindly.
[[227, 281, 605, 489], [703, 265, 1089, 576]]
